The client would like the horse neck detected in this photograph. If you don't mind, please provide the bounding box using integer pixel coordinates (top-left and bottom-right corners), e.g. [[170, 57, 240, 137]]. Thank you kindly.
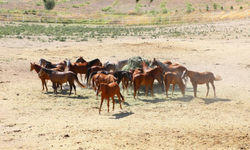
[[150, 67, 161, 75], [156, 60, 168, 70], [187, 70, 196, 78], [33, 65, 42, 73], [42, 68, 53, 75], [141, 62, 148, 72], [88, 59, 99, 66]]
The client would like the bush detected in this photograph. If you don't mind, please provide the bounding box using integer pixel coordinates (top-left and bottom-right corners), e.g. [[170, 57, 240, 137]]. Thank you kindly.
[[43, 0, 55, 10]]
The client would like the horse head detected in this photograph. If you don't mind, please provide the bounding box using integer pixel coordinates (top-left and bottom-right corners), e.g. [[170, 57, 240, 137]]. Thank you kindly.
[[30, 62, 35, 71], [66, 59, 71, 67], [150, 58, 158, 67]]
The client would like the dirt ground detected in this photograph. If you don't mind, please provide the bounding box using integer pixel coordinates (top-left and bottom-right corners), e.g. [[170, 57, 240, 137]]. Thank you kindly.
[[1, 20, 250, 150]]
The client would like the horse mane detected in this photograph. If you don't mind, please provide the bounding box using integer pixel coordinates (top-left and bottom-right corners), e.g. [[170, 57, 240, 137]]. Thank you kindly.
[[88, 58, 100, 66], [154, 59, 169, 71], [41, 67, 54, 75]]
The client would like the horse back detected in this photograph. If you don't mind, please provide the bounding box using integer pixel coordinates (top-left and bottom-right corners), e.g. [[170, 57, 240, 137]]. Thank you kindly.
[[101, 83, 120, 99], [192, 71, 214, 84]]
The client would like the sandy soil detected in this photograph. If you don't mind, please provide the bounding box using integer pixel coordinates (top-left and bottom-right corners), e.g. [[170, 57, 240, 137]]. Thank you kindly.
[[0, 20, 250, 150]]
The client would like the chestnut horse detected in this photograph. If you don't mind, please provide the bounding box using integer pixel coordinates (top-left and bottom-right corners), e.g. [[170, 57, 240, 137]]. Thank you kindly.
[[133, 66, 163, 99], [30, 62, 63, 92], [38, 68, 86, 95], [91, 73, 117, 91], [164, 72, 185, 98], [96, 82, 124, 114], [86, 65, 114, 85], [181, 69, 222, 98], [151, 58, 186, 76], [141, 61, 164, 92], [67, 59, 102, 82]]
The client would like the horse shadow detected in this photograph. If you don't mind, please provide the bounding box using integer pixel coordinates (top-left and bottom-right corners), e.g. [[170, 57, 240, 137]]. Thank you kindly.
[[44, 89, 89, 99], [139, 97, 166, 104], [110, 111, 134, 119], [167, 95, 194, 102], [200, 97, 231, 104]]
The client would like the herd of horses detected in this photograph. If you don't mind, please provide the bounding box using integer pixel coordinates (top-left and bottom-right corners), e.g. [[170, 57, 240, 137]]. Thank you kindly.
[[30, 57, 222, 114]]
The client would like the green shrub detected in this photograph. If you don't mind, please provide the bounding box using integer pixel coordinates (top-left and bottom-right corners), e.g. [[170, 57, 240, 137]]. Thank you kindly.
[[213, 3, 218, 10], [206, 5, 209, 11], [186, 2, 194, 13], [43, 0, 55, 10]]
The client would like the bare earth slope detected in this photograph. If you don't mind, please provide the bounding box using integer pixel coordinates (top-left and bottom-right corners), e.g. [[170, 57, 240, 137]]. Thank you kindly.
[[0, 20, 250, 149]]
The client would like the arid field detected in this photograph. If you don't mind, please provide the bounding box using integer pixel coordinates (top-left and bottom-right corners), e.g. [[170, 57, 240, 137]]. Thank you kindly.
[[0, 20, 250, 149]]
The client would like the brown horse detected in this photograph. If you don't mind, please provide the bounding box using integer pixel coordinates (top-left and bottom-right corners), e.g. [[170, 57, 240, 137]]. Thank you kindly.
[[86, 65, 114, 85], [96, 82, 124, 114], [164, 72, 185, 98], [39, 58, 67, 70], [75, 56, 87, 63], [91, 73, 117, 91], [163, 60, 179, 66], [151, 58, 186, 76], [103, 59, 128, 71], [133, 66, 163, 99], [141, 61, 164, 92], [38, 68, 86, 95], [67, 59, 102, 82], [30, 62, 63, 92], [181, 69, 222, 98]]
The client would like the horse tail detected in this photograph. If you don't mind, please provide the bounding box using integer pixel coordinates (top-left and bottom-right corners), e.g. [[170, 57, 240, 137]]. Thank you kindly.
[[214, 75, 222, 81], [88, 71, 98, 86], [86, 68, 92, 85], [161, 73, 164, 92], [120, 92, 125, 103], [74, 74, 87, 88]]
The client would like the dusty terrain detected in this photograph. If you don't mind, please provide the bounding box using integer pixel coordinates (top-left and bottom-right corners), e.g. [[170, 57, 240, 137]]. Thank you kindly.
[[1, 20, 250, 150]]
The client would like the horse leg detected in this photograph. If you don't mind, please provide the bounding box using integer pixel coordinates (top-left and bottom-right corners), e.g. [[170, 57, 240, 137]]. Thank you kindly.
[[72, 83, 76, 95], [69, 82, 72, 96], [145, 85, 149, 97], [192, 82, 197, 98], [107, 97, 110, 112], [165, 84, 170, 98], [150, 83, 154, 98], [172, 84, 175, 97], [178, 83, 185, 96], [99, 97, 104, 114], [52, 82, 57, 95], [211, 81, 216, 98], [112, 97, 115, 111], [117, 93, 122, 109], [42, 79, 48, 92], [206, 83, 210, 97]]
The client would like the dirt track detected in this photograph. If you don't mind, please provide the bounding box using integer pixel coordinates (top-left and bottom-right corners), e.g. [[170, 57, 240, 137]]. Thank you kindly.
[[1, 20, 250, 149]]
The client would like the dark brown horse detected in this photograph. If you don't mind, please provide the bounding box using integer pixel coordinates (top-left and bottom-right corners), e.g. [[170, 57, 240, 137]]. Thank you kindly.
[[133, 66, 163, 99], [39, 58, 66, 70], [181, 69, 222, 98], [96, 82, 124, 114], [30, 62, 63, 92], [38, 68, 86, 95], [67, 59, 102, 82], [103, 59, 128, 71], [164, 71, 185, 98], [75, 56, 87, 63]]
